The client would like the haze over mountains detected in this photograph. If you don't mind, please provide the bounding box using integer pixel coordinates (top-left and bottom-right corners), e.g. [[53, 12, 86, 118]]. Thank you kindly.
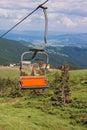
[[1, 31, 87, 48]]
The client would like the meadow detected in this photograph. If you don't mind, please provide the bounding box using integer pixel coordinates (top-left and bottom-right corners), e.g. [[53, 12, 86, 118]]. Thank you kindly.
[[0, 66, 87, 130]]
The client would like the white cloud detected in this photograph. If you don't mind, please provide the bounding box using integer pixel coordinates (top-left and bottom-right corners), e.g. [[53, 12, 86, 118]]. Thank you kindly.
[[75, 16, 87, 25], [61, 16, 76, 27], [0, 0, 87, 32], [48, 13, 58, 19], [48, 0, 87, 16]]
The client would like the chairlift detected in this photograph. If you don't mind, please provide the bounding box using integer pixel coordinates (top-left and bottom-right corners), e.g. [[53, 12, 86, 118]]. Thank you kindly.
[[19, 50, 49, 89], [19, 5, 49, 89]]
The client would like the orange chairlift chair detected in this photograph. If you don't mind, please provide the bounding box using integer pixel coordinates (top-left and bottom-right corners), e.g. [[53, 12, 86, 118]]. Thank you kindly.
[[19, 49, 49, 89]]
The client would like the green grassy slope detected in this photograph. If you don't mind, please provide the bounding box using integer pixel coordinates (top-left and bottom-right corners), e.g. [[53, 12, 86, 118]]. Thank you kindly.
[[0, 67, 18, 79], [0, 68, 87, 130], [0, 102, 86, 130]]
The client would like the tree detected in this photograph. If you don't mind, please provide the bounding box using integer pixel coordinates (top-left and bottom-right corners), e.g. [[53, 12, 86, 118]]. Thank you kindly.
[[60, 63, 70, 103], [51, 71, 62, 105], [51, 63, 70, 105]]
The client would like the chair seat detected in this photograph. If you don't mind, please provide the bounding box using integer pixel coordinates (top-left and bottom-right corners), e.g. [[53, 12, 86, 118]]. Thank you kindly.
[[19, 76, 48, 89]]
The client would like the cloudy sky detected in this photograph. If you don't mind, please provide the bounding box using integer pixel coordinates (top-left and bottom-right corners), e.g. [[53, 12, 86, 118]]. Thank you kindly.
[[0, 0, 87, 33]]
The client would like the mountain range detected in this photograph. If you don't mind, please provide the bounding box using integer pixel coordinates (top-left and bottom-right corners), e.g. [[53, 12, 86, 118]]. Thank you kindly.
[[1, 31, 87, 48], [0, 32, 87, 68]]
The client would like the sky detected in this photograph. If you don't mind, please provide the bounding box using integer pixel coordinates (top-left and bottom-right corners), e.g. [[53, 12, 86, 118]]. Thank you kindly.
[[0, 0, 87, 33]]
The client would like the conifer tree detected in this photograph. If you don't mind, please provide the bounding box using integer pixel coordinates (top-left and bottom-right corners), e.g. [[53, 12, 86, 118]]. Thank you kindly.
[[51, 71, 62, 105], [60, 63, 70, 103], [51, 63, 70, 105]]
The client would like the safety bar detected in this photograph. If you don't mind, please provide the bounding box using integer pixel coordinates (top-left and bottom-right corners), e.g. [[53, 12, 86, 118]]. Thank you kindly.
[[20, 51, 49, 76], [21, 51, 49, 65]]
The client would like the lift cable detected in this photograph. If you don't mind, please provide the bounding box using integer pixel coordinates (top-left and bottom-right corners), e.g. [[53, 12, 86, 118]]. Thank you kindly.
[[0, 0, 48, 38]]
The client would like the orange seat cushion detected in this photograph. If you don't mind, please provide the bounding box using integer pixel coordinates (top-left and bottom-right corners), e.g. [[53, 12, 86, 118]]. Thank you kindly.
[[19, 76, 46, 87]]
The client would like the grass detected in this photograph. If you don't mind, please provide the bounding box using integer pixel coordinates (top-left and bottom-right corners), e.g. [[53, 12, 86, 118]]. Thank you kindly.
[[0, 99, 87, 130], [0, 67, 87, 130], [69, 69, 87, 81], [0, 66, 18, 80]]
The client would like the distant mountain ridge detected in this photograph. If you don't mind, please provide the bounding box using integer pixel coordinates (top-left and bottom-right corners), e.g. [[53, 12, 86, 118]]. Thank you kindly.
[[0, 35, 87, 68], [1, 31, 87, 48], [47, 33, 87, 48]]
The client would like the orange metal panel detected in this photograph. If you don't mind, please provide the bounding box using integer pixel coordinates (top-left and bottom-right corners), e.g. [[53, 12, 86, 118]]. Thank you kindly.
[[20, 76, 46, 87]]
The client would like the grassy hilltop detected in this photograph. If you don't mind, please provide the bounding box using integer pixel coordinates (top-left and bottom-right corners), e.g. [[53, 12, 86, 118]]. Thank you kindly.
[[0, 67, 87, 130]]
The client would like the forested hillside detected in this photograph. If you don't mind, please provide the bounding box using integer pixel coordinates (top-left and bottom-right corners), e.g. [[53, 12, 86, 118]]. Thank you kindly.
[[0, 37, 87, 68], [46, 46, 87, 68], [0, 38, 28, 65]]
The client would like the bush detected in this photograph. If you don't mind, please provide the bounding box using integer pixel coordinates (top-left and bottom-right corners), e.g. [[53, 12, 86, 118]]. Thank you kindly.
[[0, 78, 22, 97]]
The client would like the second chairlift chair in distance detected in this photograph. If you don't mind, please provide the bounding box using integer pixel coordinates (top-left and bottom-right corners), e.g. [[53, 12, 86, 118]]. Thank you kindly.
[[19, 6, 49, 89]]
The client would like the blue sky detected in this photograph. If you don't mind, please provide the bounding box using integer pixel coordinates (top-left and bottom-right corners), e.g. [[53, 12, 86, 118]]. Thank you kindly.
[[0, 0, 87, 33]]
